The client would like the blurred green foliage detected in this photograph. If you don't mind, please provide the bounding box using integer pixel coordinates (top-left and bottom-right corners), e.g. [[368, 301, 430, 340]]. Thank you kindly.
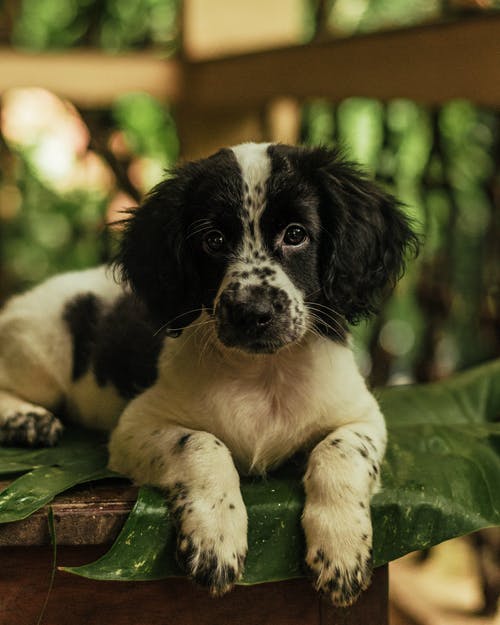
[[303, 0, 500, 40], [1, 0, 499, 384], [301, 98, 499, 382], [113, 92, 179, 185], [2, 165, 107, 287], [0, 92, 179, 293], [11, 0, 180, 52]]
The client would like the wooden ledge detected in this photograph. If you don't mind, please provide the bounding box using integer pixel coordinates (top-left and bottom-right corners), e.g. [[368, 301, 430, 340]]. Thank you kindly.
[[1, 14, 499, 108], [182, 13, 500, 109], [0, 480, 389, 624], [0, 547, 388, 625], [0, 479, 137, 546]]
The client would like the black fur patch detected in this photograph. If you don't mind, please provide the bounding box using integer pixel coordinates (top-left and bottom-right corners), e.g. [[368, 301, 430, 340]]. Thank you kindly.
[[267, 144, 419, 333], [63, 293, 101, 380], [93, 295, 162, 399], [266, 145, 348, 343], [114, 148, 243, 332], [63, 292, 162, 399]]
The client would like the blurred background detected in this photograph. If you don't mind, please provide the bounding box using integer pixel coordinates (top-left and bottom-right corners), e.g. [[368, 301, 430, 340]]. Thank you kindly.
[[0, 0, 499, 622]]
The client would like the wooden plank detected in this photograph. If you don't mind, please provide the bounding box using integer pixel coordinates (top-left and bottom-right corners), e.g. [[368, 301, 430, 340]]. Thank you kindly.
[[182, 0, 304, 60], [183, 14, 500, 109], [0, 545, 388, 625], [0, 480, 137, 546], [0, 49, 182, 107], [175, 106, 266, 160], [0, 479, 388, 623], [1, 16, 499, 108]]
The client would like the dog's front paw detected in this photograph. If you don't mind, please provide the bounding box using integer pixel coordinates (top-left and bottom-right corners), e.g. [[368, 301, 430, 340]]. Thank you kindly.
[[168, 482, 248, 596], [0, 409, 63, 447], [303, 503, 373, 607]]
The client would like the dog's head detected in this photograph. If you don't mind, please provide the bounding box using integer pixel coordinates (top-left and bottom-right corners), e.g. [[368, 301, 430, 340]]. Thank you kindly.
[[116, 143, 418, 353]]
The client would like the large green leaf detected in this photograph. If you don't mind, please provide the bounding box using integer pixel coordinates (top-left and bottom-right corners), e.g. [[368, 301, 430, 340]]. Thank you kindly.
[[1, 359, 500, 584], [64, 471, 306, 583], [372, 359, 500, 562], [0, 427, 115, 522], [0, 426, 109, 476]]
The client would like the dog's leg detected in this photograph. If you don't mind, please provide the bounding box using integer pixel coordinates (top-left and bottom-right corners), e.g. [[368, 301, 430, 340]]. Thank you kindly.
[[108, 401, 248, 595], [0, 321, 66, 447], [302, 412, 386, 607], [0, 390, 63, 447]]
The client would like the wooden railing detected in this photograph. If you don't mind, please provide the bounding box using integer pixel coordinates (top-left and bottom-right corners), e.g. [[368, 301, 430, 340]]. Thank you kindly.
[[1, 13, 500, 156]]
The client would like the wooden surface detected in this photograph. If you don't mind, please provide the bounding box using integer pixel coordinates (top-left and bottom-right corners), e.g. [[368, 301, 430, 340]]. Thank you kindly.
[[0, 480, 137, 546], [0, 14, 499, 108], [0, 481, 388, 624], [0, 50, 181, 107], [0, 546, 388, 625], [183, 14, 500, 110]]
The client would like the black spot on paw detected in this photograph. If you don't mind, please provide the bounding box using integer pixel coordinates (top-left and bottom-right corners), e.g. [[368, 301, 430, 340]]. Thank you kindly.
[[357, 446, 369, 458], [0, 411, 63, 448], [176, 537, 242, 596], [177, 433, 191, 449]]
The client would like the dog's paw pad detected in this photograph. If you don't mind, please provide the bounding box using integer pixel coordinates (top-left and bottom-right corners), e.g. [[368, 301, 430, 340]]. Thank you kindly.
[[176, 533, 246, 596], [0, 410, 63, 447]]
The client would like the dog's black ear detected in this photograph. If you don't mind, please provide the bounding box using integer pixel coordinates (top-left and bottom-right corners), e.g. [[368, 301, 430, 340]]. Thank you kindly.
[[114, 173, 201, 334], [311, 147, 419, 324]]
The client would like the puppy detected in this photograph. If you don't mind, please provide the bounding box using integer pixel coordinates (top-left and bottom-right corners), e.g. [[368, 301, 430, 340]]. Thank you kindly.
[[0, 143, 417, 605]]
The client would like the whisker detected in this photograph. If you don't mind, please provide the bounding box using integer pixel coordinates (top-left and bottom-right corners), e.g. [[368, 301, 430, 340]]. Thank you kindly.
[[167, 318, 215, 333], [305, 301, 344, 318], [153, 307, 207, 336], [306, 304, 345, 327], [305, 310, 345, 341]]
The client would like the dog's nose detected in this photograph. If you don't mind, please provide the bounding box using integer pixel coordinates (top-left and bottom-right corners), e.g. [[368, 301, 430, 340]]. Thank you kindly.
[[223, 299, 273, 331], [216, 285, 292, 352]]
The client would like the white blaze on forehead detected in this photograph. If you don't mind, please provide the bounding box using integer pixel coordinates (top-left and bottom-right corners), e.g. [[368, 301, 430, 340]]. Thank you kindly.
[[230, 143, 272, 252], [214, 143, 308, 337], [231, 142, 272, 195]]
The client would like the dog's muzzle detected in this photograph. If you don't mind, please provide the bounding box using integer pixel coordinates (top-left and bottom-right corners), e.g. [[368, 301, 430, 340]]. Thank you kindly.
[[215, 285, 295, 353]]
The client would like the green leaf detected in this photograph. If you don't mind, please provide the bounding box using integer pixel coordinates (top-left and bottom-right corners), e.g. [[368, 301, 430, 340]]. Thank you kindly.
[[0, 463, 115, 523], [66, 359, 500, 582], [0, 428, 115, 522], [0, 426, 108, 475], [66, 472, 305, 583], [63, 486, 176, 581], [371, 359, 500, 563]]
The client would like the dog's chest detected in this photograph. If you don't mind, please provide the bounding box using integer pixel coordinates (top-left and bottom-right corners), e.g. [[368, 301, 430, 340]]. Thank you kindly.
[[161, 335, 365, 474], [211, 366, 316, 472], [181, 348, 341, 474]]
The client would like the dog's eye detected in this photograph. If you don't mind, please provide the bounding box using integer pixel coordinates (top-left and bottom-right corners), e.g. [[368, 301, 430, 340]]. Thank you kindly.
[[283, 224, 308, 247], [203, 230, 226, 254]]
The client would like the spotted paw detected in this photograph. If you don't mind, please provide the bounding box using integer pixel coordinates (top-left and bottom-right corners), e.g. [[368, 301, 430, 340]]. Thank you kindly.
[[176, 533, 246, 596], [168, 482, 248, 596], [303, 502, 373, 607], [0, 409, 63, 447]]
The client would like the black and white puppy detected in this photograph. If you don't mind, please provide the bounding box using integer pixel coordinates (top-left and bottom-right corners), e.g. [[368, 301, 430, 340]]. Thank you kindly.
[[0, 143, 417, 606]]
